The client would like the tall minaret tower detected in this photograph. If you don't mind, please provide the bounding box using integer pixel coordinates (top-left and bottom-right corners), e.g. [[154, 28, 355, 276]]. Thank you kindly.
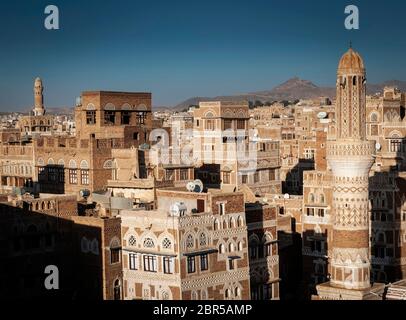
[[33, 77, 45, 116], [316, 48, 384, 300]]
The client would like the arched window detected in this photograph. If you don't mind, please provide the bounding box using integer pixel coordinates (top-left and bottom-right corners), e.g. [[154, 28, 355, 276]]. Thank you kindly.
[[80, 160, 89, 169], [219, 243, 225, 254], [191, 291, 198, 300], [309, 193, 315, 203], [68, 159, 77, 169], [161, 290, 170, 300], [213, 219, 219, 231], [229, 217, 235, 228], [237, 216, 243, 227], [238, 241, 243, 251], [249, 239, 259, 259], [225, 289, 231, 299], [143, 237, 155, 248], [114, 279, 121, 300], [223, 220, 227, 229], [91, 239, 99, 255], [370, 113, 378, 122], [201, 289, 208, 300], [228, 243, 235, 252], [162, 237, 172, 249], [128, 236, 137, 246], [186, 234, 194, 249], [103, 160, 113, 169], [199, 233, 207, 247], [235, 287, 241, 297], [319, 194, 325, 204], [81, 237, 90, 253]]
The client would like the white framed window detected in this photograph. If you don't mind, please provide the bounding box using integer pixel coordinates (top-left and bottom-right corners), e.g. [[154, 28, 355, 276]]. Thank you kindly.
[[143, 255, 157, 272], [163, 257, 174, 274], [129, 253, 138, 270]]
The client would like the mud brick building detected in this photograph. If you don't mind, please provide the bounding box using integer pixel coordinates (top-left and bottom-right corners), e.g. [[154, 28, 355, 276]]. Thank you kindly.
[[245, 202, 280, 300], [193, 101, 281, 195], [70, 215, 122, 300], [120, 188, 250, 300], [0, 193, 122, 300], [33, 136, 117, 197], [75, 91, 152, 148]]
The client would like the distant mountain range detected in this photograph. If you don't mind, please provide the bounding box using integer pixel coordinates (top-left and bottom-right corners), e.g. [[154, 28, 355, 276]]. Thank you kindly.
[[160, 77, 406, 112], [9, 78, 406, 114], [17, 106, 74, 115]]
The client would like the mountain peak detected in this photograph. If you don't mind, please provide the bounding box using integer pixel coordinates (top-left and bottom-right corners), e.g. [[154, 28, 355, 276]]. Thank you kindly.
[[275, 77, 318, 90]]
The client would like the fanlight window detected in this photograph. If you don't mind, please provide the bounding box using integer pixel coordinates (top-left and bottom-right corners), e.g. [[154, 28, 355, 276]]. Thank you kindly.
[[162, 238, 172, 249], [69, 160, 77, 169], [199, 233, 207, 247], [186, 234, 194, 249], [319, 194, 325, 204], [128, 236, 137, 246], [80, 160, 89, 169], [143, 237, 155, 248], [103, 160, 113, 169]]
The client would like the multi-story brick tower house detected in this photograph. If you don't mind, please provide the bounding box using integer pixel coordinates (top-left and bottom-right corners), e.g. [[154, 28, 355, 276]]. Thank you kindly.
[[316, 48, 385, 300], [193, 101, 281, 195]]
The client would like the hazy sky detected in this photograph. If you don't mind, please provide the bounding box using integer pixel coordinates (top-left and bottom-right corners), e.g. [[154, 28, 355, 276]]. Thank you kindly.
[[0, 0, 405, 110]]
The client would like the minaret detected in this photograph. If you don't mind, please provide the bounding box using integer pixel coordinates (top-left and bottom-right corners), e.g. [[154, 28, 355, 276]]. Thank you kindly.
[[316, 48, 385, 300], [33, 77, 45, 116]]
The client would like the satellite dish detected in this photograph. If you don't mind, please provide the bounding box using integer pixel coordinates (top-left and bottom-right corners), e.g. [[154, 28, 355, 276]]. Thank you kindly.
[[80, 189, 90, 199], [193, 179, 204, 193], [375, 143, 382, 151], [317, 112, 327, 119], [186, 181, 195, 192]]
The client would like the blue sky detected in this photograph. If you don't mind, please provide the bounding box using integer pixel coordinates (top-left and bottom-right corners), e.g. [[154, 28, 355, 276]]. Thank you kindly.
[[0, 0, 405, 110]]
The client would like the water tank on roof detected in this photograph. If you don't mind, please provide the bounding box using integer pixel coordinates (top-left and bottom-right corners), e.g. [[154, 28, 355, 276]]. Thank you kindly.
[[169, 202, 187, 217]]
